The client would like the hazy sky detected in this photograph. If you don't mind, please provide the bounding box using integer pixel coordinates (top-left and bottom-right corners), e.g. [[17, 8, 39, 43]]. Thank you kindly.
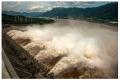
[[2, 2, 112, 12]]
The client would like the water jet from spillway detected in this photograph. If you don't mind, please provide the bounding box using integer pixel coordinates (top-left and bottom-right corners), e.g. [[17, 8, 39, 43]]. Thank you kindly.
[[6, 20, 118, 78]]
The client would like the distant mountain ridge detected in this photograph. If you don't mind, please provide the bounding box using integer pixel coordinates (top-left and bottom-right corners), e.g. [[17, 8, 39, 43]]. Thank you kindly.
[[2, 11, 43, 17], [41, 2, 118, 21], [2, 2, 118, 22]]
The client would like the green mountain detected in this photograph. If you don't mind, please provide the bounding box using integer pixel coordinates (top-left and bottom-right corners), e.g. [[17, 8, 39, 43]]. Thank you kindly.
[[41, 2, 118, 22], [2, 14, 54, 24]]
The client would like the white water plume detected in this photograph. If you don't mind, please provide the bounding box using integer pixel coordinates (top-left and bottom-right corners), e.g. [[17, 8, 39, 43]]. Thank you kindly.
[[7, 20, 118, 78]]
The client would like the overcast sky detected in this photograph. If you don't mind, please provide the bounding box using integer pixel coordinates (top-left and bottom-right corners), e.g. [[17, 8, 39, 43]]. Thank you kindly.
[[2, 1, 112, 12]]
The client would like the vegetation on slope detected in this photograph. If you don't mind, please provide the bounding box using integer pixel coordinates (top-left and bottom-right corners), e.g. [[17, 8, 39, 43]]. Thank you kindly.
[[2, 14, 55, 24], [42, 2, 118, 22]]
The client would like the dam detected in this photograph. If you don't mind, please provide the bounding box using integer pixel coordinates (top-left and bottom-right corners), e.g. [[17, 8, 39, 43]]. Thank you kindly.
[[2, 19, 118, 79]]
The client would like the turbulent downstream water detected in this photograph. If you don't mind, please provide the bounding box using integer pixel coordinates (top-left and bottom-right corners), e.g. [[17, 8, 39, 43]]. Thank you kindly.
[[6, 19, 118, 78]]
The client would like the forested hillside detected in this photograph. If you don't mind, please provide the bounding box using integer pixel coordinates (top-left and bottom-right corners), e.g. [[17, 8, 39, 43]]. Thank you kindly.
[[41, 2, 118, 22], [2, 14, 54, 24]]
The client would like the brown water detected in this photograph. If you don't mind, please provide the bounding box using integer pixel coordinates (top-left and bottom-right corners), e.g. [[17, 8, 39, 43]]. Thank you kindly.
[[7, 19, 118, 78]]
